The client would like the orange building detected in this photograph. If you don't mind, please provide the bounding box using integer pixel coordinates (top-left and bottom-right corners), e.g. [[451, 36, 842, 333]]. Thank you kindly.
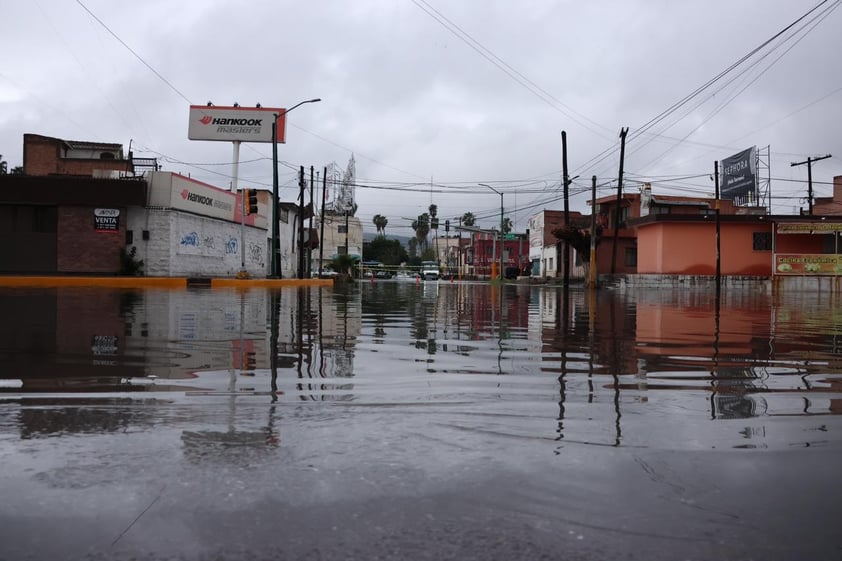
[[593, 182, 842, 278]]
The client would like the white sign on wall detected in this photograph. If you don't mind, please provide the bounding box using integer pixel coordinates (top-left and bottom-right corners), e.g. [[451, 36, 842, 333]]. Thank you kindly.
[[169, 175, 236, 222]]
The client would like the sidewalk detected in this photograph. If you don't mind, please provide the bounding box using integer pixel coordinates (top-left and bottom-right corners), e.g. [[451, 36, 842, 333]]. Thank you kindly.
[[0, 276, 334, 289]]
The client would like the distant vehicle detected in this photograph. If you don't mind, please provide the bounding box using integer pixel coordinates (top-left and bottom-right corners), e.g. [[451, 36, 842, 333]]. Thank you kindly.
[[374, 270, 393, 279], [420, 261, 440, 281]]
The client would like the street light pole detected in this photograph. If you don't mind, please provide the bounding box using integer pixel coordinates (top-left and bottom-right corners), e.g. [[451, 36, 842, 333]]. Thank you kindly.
[[271, 98, 321, 278], [480, 183, 504, 281]]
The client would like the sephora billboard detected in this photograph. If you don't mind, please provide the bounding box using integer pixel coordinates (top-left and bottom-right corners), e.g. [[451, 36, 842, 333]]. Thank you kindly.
[[720, 146, 757, 201]]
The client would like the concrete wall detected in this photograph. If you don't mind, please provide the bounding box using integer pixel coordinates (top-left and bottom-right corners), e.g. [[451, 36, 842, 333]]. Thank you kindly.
[[127, 208, 269, 278]]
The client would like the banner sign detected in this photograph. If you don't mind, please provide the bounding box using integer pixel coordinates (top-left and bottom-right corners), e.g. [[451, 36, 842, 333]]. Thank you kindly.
[[775, 253, 842, 275], [721, 146, 757, 201], [94, 208, 120, 232], [188, 105, 286, 143], [777, 222, 842, 234]]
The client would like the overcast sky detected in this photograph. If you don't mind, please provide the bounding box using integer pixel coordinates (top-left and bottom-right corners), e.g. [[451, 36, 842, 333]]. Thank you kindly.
[[2, 0, 840, 234]]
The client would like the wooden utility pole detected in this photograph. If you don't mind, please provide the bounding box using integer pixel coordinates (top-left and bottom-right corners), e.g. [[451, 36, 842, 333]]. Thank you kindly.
[[309, 166, 315, 276], [561, 131, 570, 289], [611, 127, 629, 275], [589, 175, 597, 289], [714, 161, 721, 296], [791, 154, 831, 215], [319, 167, 327, 277], [298, 166, 305, 279]]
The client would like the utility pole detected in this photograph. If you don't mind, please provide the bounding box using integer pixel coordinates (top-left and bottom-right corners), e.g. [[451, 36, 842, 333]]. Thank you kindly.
[[309, 166, 315, 276], [589, 175, 597, 289], [611, 127, 629, 275], [319, 167, 327, 278], [791, 154, 831, 215], [714, 161, 721, 295], [298, 166, 305, 279], [562, 131, 570, 289]]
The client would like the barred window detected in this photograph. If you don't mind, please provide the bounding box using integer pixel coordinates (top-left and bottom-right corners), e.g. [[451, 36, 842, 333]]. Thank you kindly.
[[753, 232, 772, 251]]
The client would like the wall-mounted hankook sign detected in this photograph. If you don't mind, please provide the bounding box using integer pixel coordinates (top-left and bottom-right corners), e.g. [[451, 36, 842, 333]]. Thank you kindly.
[[187, 105, 287, 143], [94, 208, 120, 232]]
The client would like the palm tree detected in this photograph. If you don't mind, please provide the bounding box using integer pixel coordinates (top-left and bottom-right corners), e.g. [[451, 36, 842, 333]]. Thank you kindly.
[[372, 214, 388, 237], [429, 204, 439, 261], [462, 212, 476, 227], [411, 213, 430, 250]]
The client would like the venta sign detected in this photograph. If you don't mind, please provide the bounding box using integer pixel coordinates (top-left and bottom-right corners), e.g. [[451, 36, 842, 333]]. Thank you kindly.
[[94, 208, 120, 232]]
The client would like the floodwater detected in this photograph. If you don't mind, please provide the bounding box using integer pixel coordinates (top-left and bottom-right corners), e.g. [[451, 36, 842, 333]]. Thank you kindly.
[[0, 281, 840, 560]]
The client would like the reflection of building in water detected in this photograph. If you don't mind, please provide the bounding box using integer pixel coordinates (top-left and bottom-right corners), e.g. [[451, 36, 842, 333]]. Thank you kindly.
[[123, 289, 269, 379], [0, 288, 146, 385]]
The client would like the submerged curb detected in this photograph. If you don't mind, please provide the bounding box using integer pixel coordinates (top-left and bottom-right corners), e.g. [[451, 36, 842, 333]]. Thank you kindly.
[[0, 276, 334, 289]]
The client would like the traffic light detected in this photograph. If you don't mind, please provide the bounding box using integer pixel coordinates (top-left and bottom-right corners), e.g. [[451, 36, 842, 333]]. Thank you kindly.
[[445, 219, 450, 233], [245, 188, 258, 215]]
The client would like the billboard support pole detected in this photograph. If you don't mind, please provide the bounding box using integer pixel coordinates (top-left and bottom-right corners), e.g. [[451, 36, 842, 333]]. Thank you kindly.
[[231, 141, 240, 193]]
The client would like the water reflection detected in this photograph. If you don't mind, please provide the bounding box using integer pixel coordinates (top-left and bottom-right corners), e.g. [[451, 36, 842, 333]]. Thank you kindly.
[[1, 283, 841, 450]]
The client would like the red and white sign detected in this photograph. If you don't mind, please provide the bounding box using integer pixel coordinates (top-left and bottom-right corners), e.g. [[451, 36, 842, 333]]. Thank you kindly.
[[188, 105, 286, 143]]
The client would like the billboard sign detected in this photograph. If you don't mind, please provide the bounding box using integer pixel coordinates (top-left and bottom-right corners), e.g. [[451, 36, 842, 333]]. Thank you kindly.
[[721, 146, 757, 201], [188, 105, 286, 143]]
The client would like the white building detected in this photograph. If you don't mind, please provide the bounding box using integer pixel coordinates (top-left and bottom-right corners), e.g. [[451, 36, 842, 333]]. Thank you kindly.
[[127, 171, 304, 278], [312, 212, 363, 273]]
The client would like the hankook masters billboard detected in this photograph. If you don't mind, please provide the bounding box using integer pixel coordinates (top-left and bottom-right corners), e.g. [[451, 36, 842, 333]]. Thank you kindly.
[[188, 105, 287, 143]]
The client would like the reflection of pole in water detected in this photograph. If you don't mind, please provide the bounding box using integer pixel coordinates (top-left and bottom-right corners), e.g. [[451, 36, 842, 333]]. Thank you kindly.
[[557, 349, 567, 441], [710, 289, 721, 420], [269, 290, 280, 403], [609, 294, 622, 446], [497, 284, 503, 375]]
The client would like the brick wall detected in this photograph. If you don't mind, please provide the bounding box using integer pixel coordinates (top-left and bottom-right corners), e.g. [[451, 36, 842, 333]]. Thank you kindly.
[[24, 135, 131, 176], [57, 206, 124, 273]]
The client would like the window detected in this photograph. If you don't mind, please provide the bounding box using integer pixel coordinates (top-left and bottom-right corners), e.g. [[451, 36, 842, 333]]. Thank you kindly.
[[624, 247, 637, 267], [753, 232, 772, 251], [700, 209, 716, 216], [279, 208, 289, 223], [338, 245, 348, 255], [652, 206, 670, 215], [338, 225, 347, 234]]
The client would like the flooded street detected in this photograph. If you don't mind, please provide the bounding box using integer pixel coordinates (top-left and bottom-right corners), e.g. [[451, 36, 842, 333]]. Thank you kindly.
[[1, 282, 840, 560]]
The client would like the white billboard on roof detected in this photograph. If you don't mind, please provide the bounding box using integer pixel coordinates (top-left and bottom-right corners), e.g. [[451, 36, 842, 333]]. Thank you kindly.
[[188, 105, 286, 143]]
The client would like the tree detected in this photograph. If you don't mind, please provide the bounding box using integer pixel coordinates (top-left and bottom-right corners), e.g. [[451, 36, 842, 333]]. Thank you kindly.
[[411, 213, 430, 250], [363, 237, 407, 265], [372, 214, 388, 237], [420, 247, 437, 261], [461, 212, 476, 227], [408, 237, 419, 259], [502, 217, 513, 235], [0, 155, 7, 175], [552, 224, 600, 278], [429, 204, 439, 260]]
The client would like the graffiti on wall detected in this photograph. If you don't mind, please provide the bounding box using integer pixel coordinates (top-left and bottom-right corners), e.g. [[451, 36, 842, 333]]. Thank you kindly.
[[248, 243, 265, 268]]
